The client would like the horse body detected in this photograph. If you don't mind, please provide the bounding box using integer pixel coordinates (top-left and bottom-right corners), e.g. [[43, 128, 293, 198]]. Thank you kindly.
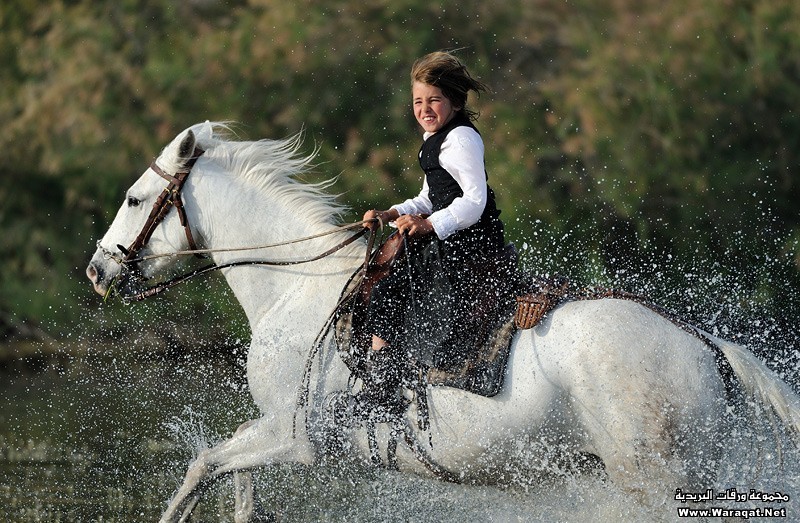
[[86, 122, 800, 522], [409, 298, 726, 489]]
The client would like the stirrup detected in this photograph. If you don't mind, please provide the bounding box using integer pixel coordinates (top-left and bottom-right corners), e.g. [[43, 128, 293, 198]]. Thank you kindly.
[[324, 390, 361, 429], [352, 387, 410, 424]]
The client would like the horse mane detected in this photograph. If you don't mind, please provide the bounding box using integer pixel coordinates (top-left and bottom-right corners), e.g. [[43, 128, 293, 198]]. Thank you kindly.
[[161, 121, 349, 226]]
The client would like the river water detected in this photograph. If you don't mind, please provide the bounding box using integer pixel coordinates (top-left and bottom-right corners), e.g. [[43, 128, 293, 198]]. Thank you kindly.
[[0, 348, 257, 522], [2, 344, 799, 522]]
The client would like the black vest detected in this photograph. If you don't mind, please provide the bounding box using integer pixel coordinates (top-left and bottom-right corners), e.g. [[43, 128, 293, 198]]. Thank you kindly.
[[418, 113, 503, 251]]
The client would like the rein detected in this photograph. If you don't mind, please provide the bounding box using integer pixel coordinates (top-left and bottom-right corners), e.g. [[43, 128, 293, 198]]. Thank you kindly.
[[123, 221, 372, 264], [119, 226, 370, 303]]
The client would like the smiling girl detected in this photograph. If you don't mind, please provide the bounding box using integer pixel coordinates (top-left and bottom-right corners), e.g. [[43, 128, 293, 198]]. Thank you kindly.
[[357, 51, 508, 417]]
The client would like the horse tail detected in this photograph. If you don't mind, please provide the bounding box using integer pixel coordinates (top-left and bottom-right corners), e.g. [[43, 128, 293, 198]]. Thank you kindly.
[[715, 339, 800, 447]]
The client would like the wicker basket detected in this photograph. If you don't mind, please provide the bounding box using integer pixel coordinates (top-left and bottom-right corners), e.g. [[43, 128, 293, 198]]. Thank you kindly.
[[515, 294, 552, 330]]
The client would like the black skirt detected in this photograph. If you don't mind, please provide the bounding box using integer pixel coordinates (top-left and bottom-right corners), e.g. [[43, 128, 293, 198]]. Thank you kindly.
[[365, 217, 507, 369]]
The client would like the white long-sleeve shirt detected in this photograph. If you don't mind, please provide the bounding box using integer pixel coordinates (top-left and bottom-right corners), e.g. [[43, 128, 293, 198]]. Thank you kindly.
[[391, 126, 488, 240]]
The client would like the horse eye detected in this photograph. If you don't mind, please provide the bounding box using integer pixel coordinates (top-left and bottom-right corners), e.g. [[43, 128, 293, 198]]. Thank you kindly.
[[127, 195, 141, 207]]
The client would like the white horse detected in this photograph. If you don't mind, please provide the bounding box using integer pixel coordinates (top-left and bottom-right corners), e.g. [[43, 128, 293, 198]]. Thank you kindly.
[[87, 122, 800, 522]]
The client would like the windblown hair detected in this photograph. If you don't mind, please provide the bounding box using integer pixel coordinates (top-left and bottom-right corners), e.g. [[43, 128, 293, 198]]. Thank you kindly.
[[410, 51, 489, 121]]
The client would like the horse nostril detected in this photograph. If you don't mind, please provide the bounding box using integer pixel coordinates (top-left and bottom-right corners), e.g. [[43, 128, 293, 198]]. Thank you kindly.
[[86, 263, 99, 283]]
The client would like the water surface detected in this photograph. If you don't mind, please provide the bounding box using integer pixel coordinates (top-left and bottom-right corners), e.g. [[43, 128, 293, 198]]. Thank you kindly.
[[1, 344, 798, 522]]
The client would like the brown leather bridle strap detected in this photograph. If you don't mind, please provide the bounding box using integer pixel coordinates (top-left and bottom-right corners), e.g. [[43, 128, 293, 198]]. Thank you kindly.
[[123, 147, 205, 263]]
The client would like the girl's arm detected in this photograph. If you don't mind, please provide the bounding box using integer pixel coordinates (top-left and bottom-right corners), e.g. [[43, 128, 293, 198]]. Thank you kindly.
[[391, 177, 433, 217]]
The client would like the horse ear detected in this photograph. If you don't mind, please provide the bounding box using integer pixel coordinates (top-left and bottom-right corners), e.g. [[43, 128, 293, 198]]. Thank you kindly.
[[178, 130, 196, 162]]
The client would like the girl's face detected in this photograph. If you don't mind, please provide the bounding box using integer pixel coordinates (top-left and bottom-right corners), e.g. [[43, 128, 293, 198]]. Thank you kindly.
[[412, 81, 460, 133]]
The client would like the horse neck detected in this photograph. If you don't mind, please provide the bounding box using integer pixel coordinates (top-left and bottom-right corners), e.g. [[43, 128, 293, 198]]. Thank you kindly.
[[188, 169, 363, 330]]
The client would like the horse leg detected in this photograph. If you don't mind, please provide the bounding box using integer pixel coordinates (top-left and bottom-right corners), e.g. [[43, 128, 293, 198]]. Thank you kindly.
[[176, 425, 261, 523], [178, 487, 208, 523], [174, 459, 251, 523], [232, 419, 258, 523], [233, 469, 255, 523], [160, 447, 213, 523], [566, 380, 695, 496], [574, 381, 723, 500], [159, 416, 314, 523]]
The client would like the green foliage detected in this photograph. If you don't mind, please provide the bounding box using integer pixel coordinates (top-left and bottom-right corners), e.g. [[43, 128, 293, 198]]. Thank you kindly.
[[1, 0, 798, 356]]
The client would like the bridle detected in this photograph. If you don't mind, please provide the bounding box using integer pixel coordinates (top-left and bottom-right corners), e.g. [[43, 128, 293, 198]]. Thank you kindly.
[[118, 146, 206, 266], [101, 146, 377, 303]]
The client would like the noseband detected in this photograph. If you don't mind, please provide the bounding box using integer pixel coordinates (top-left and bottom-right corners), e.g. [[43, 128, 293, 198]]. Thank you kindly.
[[120, 147, 206, 265]]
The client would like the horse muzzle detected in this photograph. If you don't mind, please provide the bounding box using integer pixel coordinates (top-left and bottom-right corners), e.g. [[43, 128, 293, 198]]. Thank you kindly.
[[86, 258, 112, 296], [87, 246, 155, 298], [86, 249, 131, 297]]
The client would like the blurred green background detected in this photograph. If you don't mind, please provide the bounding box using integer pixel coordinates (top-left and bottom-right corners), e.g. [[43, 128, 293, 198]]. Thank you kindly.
[[1, 0, 798, 373]]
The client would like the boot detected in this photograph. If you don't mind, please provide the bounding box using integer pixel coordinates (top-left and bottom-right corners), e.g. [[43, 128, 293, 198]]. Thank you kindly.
[[352, 347, 409, 423]]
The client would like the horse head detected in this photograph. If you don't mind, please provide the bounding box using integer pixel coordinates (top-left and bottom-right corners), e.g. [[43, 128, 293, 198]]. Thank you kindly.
[[86, 125, 208, 298]]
